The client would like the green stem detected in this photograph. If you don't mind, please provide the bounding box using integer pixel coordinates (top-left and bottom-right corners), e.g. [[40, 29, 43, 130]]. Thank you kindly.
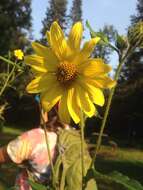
[[91, 49, 131, 168], [40, 108, 57, 189], [60, 167, 66, 190], [80, 110, 85, 189], [0, 55, 21, 69], [0, 63, 16, 97]]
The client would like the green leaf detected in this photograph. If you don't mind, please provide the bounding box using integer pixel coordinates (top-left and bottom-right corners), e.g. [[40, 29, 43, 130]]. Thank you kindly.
[[55, 129, 97, 190], [94, 171, 143, 190], [84, 169, 98, 190], [28, 180, 47, 190], [85, 178, 98, 190], [86, 20, 97, 38], [86, 20, 109, 44]]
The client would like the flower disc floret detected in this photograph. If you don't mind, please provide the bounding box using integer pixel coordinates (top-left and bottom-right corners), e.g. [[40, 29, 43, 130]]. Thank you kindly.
[[56, 62, 77, 85]]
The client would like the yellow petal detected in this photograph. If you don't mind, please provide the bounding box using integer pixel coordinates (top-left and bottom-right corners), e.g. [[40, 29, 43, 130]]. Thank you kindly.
[[77, 37, 100, 62], [68, 22, 83, 51], [26, 74, 56, 94], [84, 83, 105, 106], [41, 82, 62, 111], [32, 42, 59, 66], [58, 91, 71, 124], [78, 58, 112, 77], [46, 31, 51, 45], [25, 55, 47, 73], [26, 76, 43, 93], [76, 86, 95, 117], [67, 87, 80, 124], [89, 76, 116, 89], [39, 74, 57, 91], [50, 21, 68, 60]]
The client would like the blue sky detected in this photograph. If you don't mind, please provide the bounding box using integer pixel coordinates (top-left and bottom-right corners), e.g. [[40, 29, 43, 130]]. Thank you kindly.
[[32, 0, 137, 39], [32, 0, 137, 68]]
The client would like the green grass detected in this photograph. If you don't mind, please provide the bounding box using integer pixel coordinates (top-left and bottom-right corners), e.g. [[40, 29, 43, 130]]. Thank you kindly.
[[95, 145, 143, 184], [2, 126, 23, 136]]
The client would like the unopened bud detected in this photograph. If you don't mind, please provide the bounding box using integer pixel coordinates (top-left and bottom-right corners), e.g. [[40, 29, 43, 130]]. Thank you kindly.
[[128, 21, 143, 47], [116, 35, 128, 51]]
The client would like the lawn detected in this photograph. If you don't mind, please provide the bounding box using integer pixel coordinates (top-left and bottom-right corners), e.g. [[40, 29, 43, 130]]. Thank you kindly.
[[0, 125, 143, 189]]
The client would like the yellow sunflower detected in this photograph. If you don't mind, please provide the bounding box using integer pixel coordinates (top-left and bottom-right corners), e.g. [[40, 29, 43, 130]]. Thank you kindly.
[[25, 21, 116, 124]]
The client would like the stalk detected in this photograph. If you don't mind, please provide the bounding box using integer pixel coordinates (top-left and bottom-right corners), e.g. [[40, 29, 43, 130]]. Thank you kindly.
[[91, 47, 132, 168], [40, 106, 57, 189], [80, 110, 85, 189], [0, 56, 21, 69], [0, 63, 16, 97]]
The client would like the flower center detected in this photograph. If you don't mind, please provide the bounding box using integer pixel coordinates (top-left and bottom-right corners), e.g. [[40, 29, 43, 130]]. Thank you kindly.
[[56, 62, 77, 84]]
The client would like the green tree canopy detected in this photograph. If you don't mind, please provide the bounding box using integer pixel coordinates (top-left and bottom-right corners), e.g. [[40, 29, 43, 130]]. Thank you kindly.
[[69, 0, 82, 24], [41, 0, 68, 43], [0, 0, 32, 55], [93, 25, 117, 63]]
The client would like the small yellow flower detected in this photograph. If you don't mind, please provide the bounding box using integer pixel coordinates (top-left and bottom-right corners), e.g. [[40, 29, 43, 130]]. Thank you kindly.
[[25, 22, 116, 124], [14, 49, 24, 60]]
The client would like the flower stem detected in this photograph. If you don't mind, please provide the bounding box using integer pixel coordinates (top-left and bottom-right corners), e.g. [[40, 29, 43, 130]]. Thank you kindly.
[[40, 107, 57, 189], [91, 50, 130, 168], [0, 56, 21, 69], [80, 110, 85, 189], [0, 62, 16, 97]]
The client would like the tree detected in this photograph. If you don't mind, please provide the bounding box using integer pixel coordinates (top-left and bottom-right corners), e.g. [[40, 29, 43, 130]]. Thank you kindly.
[[69, 0, 82, 24], [41, 0, 68, 43], [0, 0, 32, 55], [120, 0, 143, 83], [93, 25, 117, 63], [108, 0, 143, 140], [131, 0, 143, 23]]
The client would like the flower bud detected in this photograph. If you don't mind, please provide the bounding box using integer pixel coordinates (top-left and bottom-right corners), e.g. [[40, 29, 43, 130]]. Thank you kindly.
[[116, 35, 128, 51], [128, 21, 143, 47]]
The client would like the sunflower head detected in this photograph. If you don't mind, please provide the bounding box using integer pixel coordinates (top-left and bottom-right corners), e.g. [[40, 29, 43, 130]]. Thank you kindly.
[[25, 21, 116, 124], [56, 61, 77, 86]]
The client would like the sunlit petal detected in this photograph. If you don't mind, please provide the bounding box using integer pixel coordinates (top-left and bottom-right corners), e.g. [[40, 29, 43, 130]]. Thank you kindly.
[[76, 85, 95, 117], [59, 91, 71, 124], [68, 22, 83, 51], [78, 80, 105, 106], [78, 58, 112, 77], [26, 76, 43, 93], [32, 42, 59, 67], [89, 76, 116, 89], [25, 55, 47, 73], [50, 21, 68, 60], [41, 82, 62, 111], [77, 37, 100, 62], [67, 87, 80, 124]]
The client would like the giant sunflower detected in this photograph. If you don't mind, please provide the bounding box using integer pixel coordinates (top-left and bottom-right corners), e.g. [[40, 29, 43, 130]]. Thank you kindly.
[[25, 22, 116, 124]]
